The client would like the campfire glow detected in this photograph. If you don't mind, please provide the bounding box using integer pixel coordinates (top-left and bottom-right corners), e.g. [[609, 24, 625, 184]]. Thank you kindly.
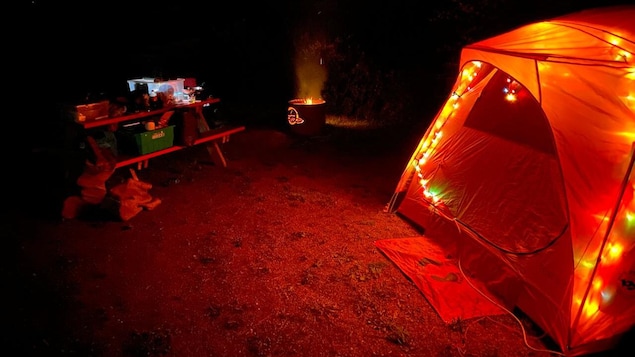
[[293, 32, 327, 103], [289, 98, 326, 106]]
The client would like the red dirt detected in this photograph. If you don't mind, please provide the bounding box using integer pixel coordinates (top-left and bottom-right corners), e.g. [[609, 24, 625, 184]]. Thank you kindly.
[[10, 124, 564, 356]]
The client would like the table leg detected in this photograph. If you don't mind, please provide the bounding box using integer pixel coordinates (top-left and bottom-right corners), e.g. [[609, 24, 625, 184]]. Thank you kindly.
[[192, 106, 229, 167]]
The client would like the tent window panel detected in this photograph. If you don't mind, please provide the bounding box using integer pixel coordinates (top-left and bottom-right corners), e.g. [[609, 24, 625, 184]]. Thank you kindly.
[[428, 128, 568, 254], [465, 70, 556, 156]]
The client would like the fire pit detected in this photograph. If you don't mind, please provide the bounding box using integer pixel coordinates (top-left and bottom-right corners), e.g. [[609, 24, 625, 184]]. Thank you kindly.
[[287, 98, 326, 136]]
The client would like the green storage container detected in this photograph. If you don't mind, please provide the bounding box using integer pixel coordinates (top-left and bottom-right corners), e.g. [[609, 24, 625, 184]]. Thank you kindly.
[[135, 125, 175, 154]]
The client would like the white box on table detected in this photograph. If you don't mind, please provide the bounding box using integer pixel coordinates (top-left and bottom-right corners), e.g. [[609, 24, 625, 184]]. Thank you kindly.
[[127, 78, 186, 100]]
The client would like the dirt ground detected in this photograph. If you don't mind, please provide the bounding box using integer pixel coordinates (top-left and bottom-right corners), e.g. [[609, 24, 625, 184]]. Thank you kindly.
[[6, 121, 594, 356]]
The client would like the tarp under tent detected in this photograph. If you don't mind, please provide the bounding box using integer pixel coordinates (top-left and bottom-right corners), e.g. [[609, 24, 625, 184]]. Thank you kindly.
[[378, 5, 635, 356]]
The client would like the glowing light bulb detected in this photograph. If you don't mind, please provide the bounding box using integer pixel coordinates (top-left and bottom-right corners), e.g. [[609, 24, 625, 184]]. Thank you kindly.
[[607, 243, 623, 260], [583, 299, 600, 318], [593, 278, 603, 290], [615, 50, 631, 62], [581, 259, 596, 269]]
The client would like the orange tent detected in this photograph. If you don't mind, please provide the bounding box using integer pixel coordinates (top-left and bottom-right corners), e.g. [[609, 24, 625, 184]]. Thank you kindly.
[[382, 5, 634, 356]]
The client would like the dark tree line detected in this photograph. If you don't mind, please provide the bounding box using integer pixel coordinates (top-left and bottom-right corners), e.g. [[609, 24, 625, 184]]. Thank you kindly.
[[19, 0, 634, 129]]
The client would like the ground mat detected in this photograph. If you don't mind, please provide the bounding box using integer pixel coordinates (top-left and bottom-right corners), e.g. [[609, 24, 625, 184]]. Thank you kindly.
[[374, 236, 505, 323]]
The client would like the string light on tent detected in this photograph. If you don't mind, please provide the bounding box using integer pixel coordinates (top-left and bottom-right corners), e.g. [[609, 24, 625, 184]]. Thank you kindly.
[[614, 49, 632, 62], [575, 285, 601, 318], [412, 62, 482, 172], [608, 35, 632, 62], [596, 243, 628, 312], [411, 61, 487, 207], [604, 242, 624, 261], [578, 220, 626, 316], [580, 259, 595, 269], [503, 77, 520, 102], [576, 175, 634, 320], [587, 280, 602, 317], [452, 95, 461, 109]]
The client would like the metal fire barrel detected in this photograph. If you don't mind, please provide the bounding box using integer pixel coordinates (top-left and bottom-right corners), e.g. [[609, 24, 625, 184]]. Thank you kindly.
[[287, 98, 326, 136]]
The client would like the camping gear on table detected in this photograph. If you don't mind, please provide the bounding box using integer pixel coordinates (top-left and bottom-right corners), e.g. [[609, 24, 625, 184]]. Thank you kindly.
[[382, 5, 635, 356]]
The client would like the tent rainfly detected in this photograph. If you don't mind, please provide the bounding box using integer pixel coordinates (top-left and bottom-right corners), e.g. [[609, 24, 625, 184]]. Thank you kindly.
[[385, 5, 635, 356]]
